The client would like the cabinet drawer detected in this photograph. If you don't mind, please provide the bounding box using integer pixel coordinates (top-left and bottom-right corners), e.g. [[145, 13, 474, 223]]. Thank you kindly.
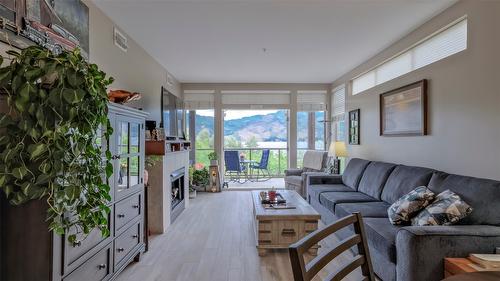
[[64, 211, 112, 272], [115, 192, 141, 232], [277, 221, 301, 245], [114, 220, 141, 266], [64, 244, 112, 281]]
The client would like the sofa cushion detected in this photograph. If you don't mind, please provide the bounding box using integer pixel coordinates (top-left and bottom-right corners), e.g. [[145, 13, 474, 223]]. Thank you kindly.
[[308, 184, 354, 202], [381, 165, 434, 204], [319, 191, 378, 213], [428, 172, 500, 226], [364, 218, 400, 263], [412, 190, 473, 226], [284, 175, 302, 187], [335, 202, 391, 218], [388, 186, 435, 225], [358, 161, 397, 199], [342, 158, 371, 190]]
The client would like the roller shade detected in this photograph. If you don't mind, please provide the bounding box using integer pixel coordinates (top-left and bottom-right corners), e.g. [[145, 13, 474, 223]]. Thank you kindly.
[[331, 86, 345, 121], [184, 92, 214, 110], [221, 90, 290, 109], [297, 91, 326, 111]]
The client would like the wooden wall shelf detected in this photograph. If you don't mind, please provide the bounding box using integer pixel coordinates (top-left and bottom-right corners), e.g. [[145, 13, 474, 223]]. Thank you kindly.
[[146, 140, 191, 155]]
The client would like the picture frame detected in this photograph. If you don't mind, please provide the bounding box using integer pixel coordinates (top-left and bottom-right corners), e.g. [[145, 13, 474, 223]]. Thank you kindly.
[[348, 109, 360, 145], [380, 80, 427, 136]]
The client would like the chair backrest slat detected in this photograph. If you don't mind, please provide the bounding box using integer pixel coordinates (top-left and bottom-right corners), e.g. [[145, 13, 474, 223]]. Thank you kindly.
[[326, 255, 365, 281], [304, 234, 361, 279], [291, 215, 357, 255], [288, 213, 375, 281]]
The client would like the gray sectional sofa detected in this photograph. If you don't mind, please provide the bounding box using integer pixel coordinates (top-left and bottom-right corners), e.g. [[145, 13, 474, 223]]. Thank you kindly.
[[306, 158, 500, 281]]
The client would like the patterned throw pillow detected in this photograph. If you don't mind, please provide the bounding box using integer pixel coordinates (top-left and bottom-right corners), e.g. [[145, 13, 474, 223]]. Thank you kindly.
[[412, 190, 473, 226], [388, 186, 435, 225]]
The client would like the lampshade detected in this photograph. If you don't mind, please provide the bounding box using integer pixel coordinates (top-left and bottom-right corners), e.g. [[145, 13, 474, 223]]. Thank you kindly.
[[328, 141, 348, 158]]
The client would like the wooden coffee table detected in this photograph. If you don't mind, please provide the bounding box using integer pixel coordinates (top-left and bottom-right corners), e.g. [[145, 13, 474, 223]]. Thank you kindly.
[[251, 190, 321, 256]]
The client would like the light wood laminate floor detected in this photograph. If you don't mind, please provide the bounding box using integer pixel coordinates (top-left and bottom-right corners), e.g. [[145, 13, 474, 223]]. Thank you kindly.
[[117, 191, 362, 281]]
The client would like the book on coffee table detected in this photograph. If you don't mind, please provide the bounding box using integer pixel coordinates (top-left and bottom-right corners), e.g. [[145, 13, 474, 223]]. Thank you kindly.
[[469, 254, 500, 269]]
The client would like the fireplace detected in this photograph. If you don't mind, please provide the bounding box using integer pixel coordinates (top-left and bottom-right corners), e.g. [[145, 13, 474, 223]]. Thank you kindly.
[[170, 167, 185, 222]]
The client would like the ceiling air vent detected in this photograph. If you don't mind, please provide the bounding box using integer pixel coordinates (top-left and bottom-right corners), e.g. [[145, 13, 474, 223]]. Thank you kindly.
[[113, 27, 128, 52]]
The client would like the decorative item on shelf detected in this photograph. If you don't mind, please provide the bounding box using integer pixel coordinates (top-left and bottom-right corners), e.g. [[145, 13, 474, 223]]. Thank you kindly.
[[209, 165, 221, 193], [208, 151, 219, 166], [380, 79, 428, 136], [328, 141, 348, 174], [108, 89, 142, 104], [349, 109, 360, 145]]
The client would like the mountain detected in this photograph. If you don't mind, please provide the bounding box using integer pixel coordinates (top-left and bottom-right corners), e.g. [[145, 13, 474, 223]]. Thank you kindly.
[[194, 110, 321, 143]]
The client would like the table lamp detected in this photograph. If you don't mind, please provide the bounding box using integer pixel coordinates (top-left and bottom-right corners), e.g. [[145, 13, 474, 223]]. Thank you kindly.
[[328, 141, 348, 174]]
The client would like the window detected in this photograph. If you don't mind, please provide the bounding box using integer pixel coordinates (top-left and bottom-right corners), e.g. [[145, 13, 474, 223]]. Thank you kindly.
[[352, 17, 467, 95], [296, 111, 325, 168], [193, 110, 214, 168], [332, 86, 346, 142]]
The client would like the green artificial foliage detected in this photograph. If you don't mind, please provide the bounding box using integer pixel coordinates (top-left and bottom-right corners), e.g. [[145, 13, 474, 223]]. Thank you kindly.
[[207, 151, 218, 161], [0, 46, 114, 242], [192, 167, 209, 187]]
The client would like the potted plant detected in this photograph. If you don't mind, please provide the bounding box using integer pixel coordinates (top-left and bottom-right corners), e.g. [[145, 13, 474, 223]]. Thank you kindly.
[[191, 166, 209, 192], [208, 151, 218, 166], [0, 46, 113, 242]]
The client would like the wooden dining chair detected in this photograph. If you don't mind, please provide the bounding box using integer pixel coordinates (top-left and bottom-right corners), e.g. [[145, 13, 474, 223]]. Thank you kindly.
[[288, 213, 375, 281]]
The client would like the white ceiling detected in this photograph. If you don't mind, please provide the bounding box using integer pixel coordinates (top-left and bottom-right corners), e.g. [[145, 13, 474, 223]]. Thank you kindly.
[[93, 0, 457, 83]]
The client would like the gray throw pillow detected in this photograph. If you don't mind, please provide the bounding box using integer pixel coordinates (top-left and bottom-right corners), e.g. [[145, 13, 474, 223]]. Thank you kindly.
[[388, 186, 435, 225], [412, 189, 473, 226]]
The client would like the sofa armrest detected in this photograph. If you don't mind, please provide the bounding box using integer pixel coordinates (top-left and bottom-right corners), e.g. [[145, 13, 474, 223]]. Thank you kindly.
[[308, 174, 343, 185], [285, 168, 303, 176], [396, 225, 500, 281]]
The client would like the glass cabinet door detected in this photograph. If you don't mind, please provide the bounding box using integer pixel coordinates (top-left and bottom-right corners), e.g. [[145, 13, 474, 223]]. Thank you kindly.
[[114, 116, 143, 199]]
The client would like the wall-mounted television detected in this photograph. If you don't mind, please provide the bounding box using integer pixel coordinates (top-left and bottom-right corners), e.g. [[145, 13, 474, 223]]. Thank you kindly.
[[161, 87, 184, 138]]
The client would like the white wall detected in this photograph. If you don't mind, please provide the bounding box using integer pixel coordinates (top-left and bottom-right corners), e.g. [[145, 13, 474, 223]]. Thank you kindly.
[[332, 0, 500, 180], [84, 0, 181, 124]]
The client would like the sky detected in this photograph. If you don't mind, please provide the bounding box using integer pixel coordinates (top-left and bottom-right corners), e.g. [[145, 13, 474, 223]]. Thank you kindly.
[[196, 110, 279, 120]]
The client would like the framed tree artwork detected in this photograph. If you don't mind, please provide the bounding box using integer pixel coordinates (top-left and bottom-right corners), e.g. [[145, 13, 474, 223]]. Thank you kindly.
[[349, 109, 360, 145], [380, 80, 428, 136]]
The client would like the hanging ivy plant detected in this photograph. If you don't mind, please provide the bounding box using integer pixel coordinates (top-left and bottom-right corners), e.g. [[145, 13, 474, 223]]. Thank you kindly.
[[0, 46, 114, 242]]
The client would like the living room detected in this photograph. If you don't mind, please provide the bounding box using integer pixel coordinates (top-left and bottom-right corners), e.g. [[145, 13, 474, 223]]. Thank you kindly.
[[0, 0, 499, 281]]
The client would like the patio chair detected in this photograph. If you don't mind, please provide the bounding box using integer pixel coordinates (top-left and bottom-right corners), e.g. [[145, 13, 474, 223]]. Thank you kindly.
[[224, 150, 246, 183], [250, 149, 271, 182]]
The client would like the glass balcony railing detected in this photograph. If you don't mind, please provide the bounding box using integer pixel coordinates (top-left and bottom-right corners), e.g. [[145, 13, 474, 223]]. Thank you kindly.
[[223, 147, 288, 177]]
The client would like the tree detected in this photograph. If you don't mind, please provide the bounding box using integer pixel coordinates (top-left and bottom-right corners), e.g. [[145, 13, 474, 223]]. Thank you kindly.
[[245, 135, 258, 148]]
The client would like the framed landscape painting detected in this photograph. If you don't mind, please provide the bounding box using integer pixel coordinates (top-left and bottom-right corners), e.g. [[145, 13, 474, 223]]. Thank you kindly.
[[380, 80, 427, 136]]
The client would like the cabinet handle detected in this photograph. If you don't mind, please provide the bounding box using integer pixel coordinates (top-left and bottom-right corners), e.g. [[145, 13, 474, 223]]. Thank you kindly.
[[132, 204, 139, 209], [117, 247, 125, 252], [117, 214, 125, 218], [281, 228, 296, 236], [98, 264, 107, 270], [132, 235, 138, 239], [112, 155, 121, 160], [72, 241, 82, 247]]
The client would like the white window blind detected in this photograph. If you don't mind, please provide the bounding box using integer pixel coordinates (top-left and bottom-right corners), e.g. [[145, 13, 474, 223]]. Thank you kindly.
[[376, 52, 412, 84], [413, 18, 467, 69], [221, 91, 290, 109], [352, 17, 467, 95], [331, 86, 346, 121], [352, 70, 375, 95], [184, 93, 215, 110], [297, 91, 326, 111]]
